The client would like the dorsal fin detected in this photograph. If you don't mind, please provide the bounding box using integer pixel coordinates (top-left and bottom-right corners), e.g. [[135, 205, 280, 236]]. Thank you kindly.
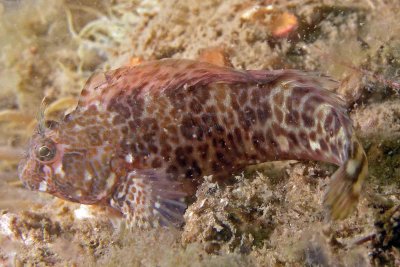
[[76, 59, 258, 107], [76, 60, 344, 113], [77, 71, 111, 107]]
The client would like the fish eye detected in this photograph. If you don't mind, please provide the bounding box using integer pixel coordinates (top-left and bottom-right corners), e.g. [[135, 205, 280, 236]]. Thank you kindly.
[[36, 141, 56, 162]]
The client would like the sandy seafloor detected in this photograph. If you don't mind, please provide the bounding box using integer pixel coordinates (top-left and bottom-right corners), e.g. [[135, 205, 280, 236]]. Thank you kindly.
[[0, 0, 399, 266]]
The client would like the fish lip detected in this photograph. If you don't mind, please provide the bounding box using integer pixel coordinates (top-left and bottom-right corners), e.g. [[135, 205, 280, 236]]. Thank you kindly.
[[19, 173, 40, 191], [18, 158, 36, 189], [18, 156, 51, 192]]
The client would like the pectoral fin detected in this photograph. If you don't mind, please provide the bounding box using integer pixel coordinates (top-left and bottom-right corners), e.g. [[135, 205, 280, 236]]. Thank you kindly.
[[110, 169, 187, 228]]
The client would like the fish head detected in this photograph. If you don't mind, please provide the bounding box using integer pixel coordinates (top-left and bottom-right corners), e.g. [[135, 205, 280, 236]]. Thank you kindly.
[[19, 120, 118, 205]]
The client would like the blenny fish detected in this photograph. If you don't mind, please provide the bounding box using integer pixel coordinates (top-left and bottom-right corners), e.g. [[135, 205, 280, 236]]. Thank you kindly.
[[19, 59, 368, 227]]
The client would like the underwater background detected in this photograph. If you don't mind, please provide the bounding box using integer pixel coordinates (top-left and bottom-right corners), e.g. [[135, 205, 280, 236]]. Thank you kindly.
[[0, 0, 399, 266]]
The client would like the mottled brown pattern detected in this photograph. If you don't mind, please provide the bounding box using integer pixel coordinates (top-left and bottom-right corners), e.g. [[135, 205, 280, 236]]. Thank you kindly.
[[19, 59, 368, 227]]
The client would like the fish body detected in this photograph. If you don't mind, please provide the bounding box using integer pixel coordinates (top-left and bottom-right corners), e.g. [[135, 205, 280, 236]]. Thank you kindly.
[[19, 59, 368, 227]]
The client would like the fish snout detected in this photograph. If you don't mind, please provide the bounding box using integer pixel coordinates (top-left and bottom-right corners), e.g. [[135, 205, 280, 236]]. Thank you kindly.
[[18, 158, 43, 191]]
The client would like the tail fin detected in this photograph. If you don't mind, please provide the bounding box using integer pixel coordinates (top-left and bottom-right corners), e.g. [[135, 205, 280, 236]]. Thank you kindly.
[[324, 136, 368, 220]]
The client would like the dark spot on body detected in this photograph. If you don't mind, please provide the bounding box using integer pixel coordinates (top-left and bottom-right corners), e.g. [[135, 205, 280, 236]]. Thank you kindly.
[[166, 165, 178, 175], [180, 115, 204, 141], [265, 128, 279, 151], [234, 127, 243, 144], [257, 102, 272, 124], [135, 142, 149, 157], [127, 95, 144, 114], [309, 131, 317, 141], [227, 133, 234, 143], [303, 95, 322, 116], [190, 99, 203, 113], [271, 122, 286, 137], [298, 131, 310, 149], [218, 138, 227, 149], [117, 104, 131, 119], [151, 157, 163, 168], [214, 124, 225, 135], [231, 95, 240, 110], [201, 113, 218, 127], [120, 141, 134, 156], [161, 143, 172, 161], [238, 106, 256, 129], [302, 113, 314, 128], [227, 132, 241, 155], [175, 147, 188, 167], [107, 97, 118, 112], [112, 115, 126, 126], [285, 110, 300, 126], [128, 119, 141, 130], [239, 90, 248, 105], [198, 143, 209, 159], [148, 144, 158, 154], [205, 105, 217, 114], [121, 126, 129, 135], [143, 132, 156, 143], [166, 125, 178, 136], [212, 161, 222, 172], [324, 112, 334, 134], [216, 151, 230, 166], [250, 88, 261, 105], [325, 110, 341, 137], [319, 139, 329, 152], [185, 145, 194, 154], [191, 161, 202, 177], [252, 131, 265, 152], [142, 118, 159, 132], [61, 154, 83, 176]]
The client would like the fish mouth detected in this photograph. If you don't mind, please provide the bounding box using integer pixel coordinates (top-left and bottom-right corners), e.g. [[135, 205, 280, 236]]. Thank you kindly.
[[18, 157, 49, 192], [18, 158, 33, 188]]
